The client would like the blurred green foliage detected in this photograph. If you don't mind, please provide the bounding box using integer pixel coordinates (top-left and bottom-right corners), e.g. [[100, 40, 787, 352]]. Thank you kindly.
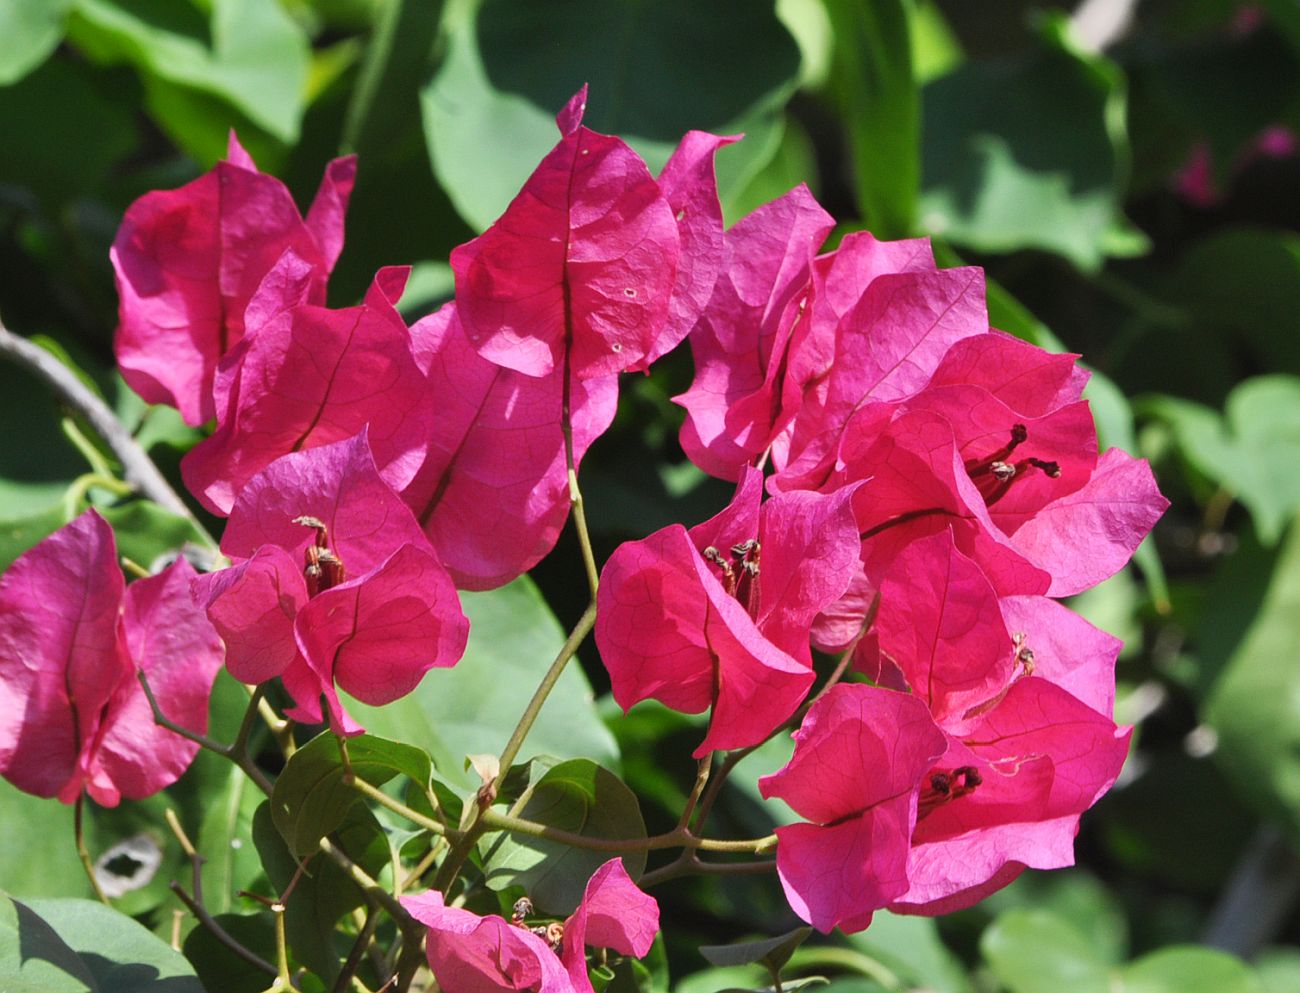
[[3, 0, 1300, 989]]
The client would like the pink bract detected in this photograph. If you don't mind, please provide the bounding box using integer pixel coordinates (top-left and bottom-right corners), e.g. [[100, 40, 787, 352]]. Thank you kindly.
[[401, 858, 659, 993], [596, 470, 859, 755], [194, 432, 468, 733], [451, 87, 685, 380], [759, 684, 948, 933], [113, 133, 355, 425], [183, 261, 433, 515], [402, 302, 617, 590], [0, 511, 222, 806]]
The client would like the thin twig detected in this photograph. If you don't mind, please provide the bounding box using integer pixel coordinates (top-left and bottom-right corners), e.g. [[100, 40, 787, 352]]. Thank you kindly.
[[0, 315, 215, 544], [74, 793, 109, 904], [164, 808, 279, 979]]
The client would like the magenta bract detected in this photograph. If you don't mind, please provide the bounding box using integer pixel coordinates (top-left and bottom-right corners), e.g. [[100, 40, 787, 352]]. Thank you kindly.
[[113, 133, 354, 425], [759, 685, 948, 933], [402, 858, 659, 993], [451, 87, 685, 380], [183, 262, 433, 515], [194, 432, 468, 733], [401, 302, 617, 590], [0, 511, 223, 806], [596, 469, 859, 756]]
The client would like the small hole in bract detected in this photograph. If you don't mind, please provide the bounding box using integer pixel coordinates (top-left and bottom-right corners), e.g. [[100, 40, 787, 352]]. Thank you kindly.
[[624, 288, 637, 297], [611, 343, 623, 353], [676, 209, 687, 222]]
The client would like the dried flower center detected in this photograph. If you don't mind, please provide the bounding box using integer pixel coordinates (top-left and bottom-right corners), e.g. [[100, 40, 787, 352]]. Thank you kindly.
[[918, 765, 983, 818], [294, 515, 345, 596], [964, 423, 1061, 506], [702, 538, 761, 617]]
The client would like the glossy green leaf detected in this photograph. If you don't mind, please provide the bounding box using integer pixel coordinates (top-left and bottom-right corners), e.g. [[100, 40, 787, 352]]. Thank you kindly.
[[981, 908, 1110, 993], [701, 927, 813, 971], [252, 801, 389, 982], [919, 13, 1134, 270], [21, 897, 203, 992], [0, 0, 74, 84], [343, 576, 619, 789], [68, 0, 310, 149], [271, 732, 432, 856], [480, 758, 647, 914], [420, 0, 799, 231], [0, 894, 99, 992], [181, 910, 277, 993], [824, 0, 918, 238], [1120, 946, 1258, 993], [196, 766, 266, 914], [1206, 523, 1300, 841], [0, 781, 89, 899], [1145, 376, 1300, 544], [1255, 948, 1300, 993]]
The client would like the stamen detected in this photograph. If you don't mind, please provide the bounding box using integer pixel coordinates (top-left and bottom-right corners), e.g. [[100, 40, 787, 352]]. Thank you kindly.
[[295, 515, 345, 594], [918, 765, 983, 817]]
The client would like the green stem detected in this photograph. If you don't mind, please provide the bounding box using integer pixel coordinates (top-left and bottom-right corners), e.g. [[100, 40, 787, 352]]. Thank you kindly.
[[74, 793, 109, 905], [138, 671, 274, 796], [346, 773, 456, 840], [786, 947, 904, 991], [477, 807, 774, 854]]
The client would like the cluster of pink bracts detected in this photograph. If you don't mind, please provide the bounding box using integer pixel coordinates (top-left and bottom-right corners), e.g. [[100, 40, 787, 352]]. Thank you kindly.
[[0, 85, 1166, 980]]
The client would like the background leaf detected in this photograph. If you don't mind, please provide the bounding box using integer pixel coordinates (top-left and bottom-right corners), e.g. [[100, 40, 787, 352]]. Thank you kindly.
[[344, 576, 619, 789]]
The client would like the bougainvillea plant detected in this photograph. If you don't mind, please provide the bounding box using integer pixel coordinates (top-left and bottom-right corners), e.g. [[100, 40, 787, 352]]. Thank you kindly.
[[0, 87, 1166, 991]]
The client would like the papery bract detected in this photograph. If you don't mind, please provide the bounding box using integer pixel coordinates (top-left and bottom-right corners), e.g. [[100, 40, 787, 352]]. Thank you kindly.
[[113, 133, 355, 425], [402, 890, 570, 993], [675, 185, 833, 479], [0, 511, 222, 806], [759, 684, 948, 933], [194, 432, 467, 733], [183, 261, 433, 515], [451, 87, 682, 380], [401, 302, 617, 590], [402, 858, 659, 993], [597, 469, 859, 755], [895, 677, 1131, 914], [561, 859, 660, 993]]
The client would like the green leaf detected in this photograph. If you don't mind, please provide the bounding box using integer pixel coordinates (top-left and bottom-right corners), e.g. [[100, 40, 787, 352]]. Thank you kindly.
[[823, 0, 918, 238], [196, 766, 266, 914], [181, 910, 277, 993], [1206, 523, 1300, 841], [0, 0, 75, 84], [0, 782, 91, 900], [1120, 947, 1258, 993], [0, 57, 136, 209], [420, 0, 799, 231], [980, 908, 1110, 993], [271, 731, 432, 856], [700, 927, 813, 971], [252, 801, 389, 982], [341, 0, 442, 153], [1144, 376, 1300, 544], [481, 759, 647, 914], [0, 894, 99, 992], [22, 897, 203, 992], [1255, 948, 1300, 993], [847, 911, 971, 993], [919, 13, 1134, 270], [68, 0, 310, 149], [343, 576, 619, 790]]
